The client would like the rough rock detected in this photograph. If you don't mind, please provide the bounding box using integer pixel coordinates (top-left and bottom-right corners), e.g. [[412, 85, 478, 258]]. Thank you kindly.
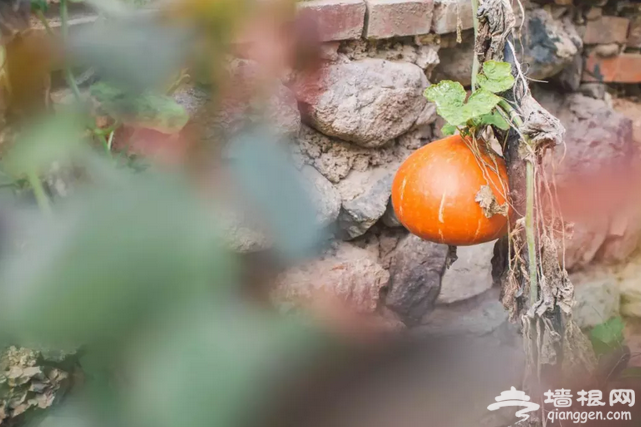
[[397, 124, 433, 150], [617, 262, 641, 318], [541, 93, 637, 269], [613, 97, 641, 146], [273, 242, 390, 313], [300, 166, 342, 227], [384, 234, 450, 325], [338, 172, 394, 239], [522, 8, 582, 80], [174, 60, 300, 138], [571, 271, 621, 328], [437, 242, 495, 304], [553, 53, 583, 91], [431, 33, 473, 86], [381, 200, 403, 228], [553, 94, 634, 186], [578, 82, 606, 99], [338, 38, 440, 73], [421, 288, 519, 338], [294, 125, 370, 184], [564, 218, 609, 271], [294, 58, 428, 147], [218, 208, 271, 254]]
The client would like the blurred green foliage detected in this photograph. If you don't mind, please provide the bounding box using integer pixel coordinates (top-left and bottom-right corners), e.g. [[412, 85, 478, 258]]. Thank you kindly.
[[0, 0, 331, 426], [589, 316, 625, 357]]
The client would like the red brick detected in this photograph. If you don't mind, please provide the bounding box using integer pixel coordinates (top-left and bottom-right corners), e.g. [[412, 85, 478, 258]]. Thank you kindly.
[[364, 0, 433, 39], [296, 0, 366, 42], [583, 53, 641, 83], [432, 0, 473, 34], [583, 15, 629, 45]]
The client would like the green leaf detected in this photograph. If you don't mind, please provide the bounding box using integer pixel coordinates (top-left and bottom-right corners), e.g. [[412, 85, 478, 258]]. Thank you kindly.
[[90, 82, 189, 134], [30, 0, 49, 12], [2, 113, 86, 177], [424, 81, 501, 126], [474, 111, 510, 130], [441, 124, 457, 136], [589, 316, 625, 356], [477, 61, 515, 93], [463, 89, 502, 122], [424, 81, 467, 125]]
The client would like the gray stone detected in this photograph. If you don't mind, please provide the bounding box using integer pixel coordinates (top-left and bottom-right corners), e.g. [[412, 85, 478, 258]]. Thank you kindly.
[[522, 9, 583, 80], [384, 234, 450, 325], [572, 272, 621, 328], [338, 173, 394, 239], [273, 242, 390, 313], [381, 199, 403, 228], [578, 82, 606, 99], [616, 262, 641, 318], [430, 33, 474, 86], [294, 59, 428, 147], [593, 43, 620, 58], [218, 209, 271, 254], [553, 54, 583, 92], [554, 94, 634, 187], [300, 166, 342, 227], [174, 59, 301, 139], [431, 0, 473, 34], [294, 125, 370, 184], [421, 288, 517, 337], [564, 218, 609, 271], [416, 44, 440, 72], [397, 125, 433, 150], [437, 242, 495, 304], [599, 208, 641, 264]]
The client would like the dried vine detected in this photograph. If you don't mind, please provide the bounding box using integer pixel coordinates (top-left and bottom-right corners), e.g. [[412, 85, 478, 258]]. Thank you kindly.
[[472, 0, 597, 422]]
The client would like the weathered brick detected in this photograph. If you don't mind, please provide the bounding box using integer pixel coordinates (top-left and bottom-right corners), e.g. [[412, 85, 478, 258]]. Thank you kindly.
[[364, 0, 433, 39], [583, 15, 629, 45], [583, 52, 641, 83], [296, 0, 366, 42], [431, 0, 473, 34], [627, 15, 641, 48]]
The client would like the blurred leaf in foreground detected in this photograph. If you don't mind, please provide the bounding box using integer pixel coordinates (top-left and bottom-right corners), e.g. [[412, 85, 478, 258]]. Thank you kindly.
[[0, 171, 233, 351], [125, 300, 321, 427], [68, 16, 188, 93], [2, 111, 85, 178], [226, 127, 325, 262], [90, 81, 189, 134]]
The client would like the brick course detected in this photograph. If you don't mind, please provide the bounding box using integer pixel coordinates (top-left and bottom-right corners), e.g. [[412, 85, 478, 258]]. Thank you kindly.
[[297, 0, 366, 42], [364, 0, 433, 39], [583, 52, 641, 83], [583, 15, 629, 45], [431, 0, 473, 34]]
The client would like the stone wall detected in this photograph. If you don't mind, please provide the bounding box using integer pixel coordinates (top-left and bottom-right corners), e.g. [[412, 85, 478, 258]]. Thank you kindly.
[[174, 0, 641, 332]]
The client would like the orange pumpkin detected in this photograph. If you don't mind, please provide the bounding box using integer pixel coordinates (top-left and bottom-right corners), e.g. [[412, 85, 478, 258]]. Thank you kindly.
[[391, 134, 509, 246]]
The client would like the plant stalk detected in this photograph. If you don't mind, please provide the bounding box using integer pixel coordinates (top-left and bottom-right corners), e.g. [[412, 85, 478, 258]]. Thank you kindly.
[[497, 99, 538, 304], [470, 0, 479, 92], [60, 0, 82, 101], [28, 171, 52, 216], [525, 159, 538, 304]]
